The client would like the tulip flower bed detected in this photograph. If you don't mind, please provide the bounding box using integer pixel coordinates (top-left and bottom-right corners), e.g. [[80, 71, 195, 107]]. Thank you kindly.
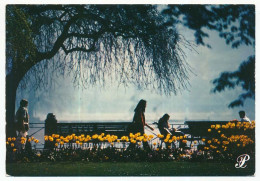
[[6, 133, 189, 163], [197, 120, 255, 162], [6, 120, 255, 176]]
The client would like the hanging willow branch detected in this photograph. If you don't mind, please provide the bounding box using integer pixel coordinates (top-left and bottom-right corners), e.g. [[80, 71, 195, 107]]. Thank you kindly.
[[7, 5, 193, 95]]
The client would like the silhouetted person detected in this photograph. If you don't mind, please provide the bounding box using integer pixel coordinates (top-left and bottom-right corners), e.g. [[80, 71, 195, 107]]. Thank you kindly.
[[15, 99, 29, 151], [45, 113, 57, 135], [157, 114, 172, 148], [44, 113, 57, 149], [132, 99, 154, 134], [158, 114, 171, 137], [239, 111, 251, 123], [128, 99, 154, 150], [156, 114, 186, 149]]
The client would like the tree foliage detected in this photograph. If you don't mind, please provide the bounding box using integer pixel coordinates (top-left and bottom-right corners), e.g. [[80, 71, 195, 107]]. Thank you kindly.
[[212, 56, 255, 108], [163, 5, 255, 107], [6, 6, 37, 81], [163, 5, 254, 48], [6, 5, 192, 95]]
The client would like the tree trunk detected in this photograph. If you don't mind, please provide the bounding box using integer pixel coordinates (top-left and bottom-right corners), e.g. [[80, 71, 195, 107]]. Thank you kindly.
[[6, 73, 19, 138]]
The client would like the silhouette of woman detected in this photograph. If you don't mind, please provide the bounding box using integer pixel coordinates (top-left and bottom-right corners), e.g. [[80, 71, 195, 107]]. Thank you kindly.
[[132, 99, 154, 134], [158, 113, 171, 137]]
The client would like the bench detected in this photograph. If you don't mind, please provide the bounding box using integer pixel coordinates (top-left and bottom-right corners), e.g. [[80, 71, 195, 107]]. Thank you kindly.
[[177, 121, 230, 142], [184, 121, 229, 136], [55, 122, 131, 137]]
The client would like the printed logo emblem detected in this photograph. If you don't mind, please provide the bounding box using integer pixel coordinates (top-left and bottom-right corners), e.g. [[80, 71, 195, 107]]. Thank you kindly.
[[235, 154, 250, 168]]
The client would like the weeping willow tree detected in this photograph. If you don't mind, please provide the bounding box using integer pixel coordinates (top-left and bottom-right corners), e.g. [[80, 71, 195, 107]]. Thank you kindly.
[[6, 5, 192, 137]]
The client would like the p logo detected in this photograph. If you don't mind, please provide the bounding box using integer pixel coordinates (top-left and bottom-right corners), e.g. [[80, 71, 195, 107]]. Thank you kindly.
[[235, 154, 250, 168]]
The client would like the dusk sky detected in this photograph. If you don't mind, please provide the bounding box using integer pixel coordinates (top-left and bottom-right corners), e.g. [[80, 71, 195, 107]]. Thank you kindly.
[[15, 26, 255, 122]]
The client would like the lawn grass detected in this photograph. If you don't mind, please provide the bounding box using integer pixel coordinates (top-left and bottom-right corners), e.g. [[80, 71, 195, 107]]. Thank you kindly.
[[6, 161, 255, 176]]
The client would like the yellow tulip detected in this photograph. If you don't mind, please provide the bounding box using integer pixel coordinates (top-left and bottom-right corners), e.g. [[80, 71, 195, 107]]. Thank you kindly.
[[11, 143, 14, 147], [215, 124, 221, 129], [208, 129, 211, 132], [55, 134, 60, 138], [149, 135, 154, 139]]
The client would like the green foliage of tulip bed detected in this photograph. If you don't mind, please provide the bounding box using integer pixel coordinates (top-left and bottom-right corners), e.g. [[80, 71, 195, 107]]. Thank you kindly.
[[6, 161, 254, 176]]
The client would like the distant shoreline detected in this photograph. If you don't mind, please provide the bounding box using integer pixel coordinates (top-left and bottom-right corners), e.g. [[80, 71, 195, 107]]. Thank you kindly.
[[40, 119, 228, 124]]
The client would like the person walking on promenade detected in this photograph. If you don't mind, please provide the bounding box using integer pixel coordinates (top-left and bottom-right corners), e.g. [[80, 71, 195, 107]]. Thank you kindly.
[[132, 99, 154, 134]]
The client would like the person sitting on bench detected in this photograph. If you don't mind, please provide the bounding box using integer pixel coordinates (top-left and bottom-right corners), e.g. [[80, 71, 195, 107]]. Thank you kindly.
[[158, 114, 171, 137], [155, 114, 186, 149]]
